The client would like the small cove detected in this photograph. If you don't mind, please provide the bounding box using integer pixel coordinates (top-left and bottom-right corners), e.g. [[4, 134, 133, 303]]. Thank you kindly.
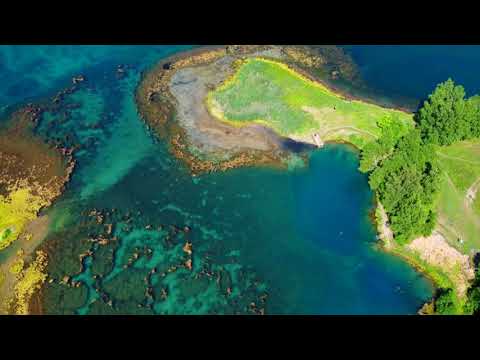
[[3, 45, 460, 314]]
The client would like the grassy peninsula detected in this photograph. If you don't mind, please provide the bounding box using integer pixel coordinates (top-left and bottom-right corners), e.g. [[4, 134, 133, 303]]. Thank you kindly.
[[208, 58, 413, 149]]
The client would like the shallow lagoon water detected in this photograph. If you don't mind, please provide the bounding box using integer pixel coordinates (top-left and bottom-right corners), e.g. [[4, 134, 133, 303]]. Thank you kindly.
[[78, 141, 433, 314], [5, 45, 472, 314]]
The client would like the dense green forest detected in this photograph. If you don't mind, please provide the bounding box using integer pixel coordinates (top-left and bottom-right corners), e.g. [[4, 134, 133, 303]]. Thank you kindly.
[[359, 79, 480, 314], [364, 128, 441, 244], [361, 79, 480, 244]]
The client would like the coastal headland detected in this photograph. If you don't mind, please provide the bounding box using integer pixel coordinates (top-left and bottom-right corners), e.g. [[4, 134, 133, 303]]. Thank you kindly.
[[136, 45, 372, 175], [136, 45, 479, 314]]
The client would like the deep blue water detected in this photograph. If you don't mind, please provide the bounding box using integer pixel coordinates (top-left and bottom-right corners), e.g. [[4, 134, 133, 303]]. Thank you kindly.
[[3, 45, 477, 314], [342, 45, 480, 107]]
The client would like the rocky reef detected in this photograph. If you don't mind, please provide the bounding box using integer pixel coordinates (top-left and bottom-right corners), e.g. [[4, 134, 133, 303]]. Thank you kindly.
[[33, 206, 268, 315], [0, 81, 81, 314]]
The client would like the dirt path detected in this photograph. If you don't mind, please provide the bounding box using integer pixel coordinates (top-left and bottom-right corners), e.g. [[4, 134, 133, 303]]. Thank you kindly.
[[300, 106, 379, 143], [444, 171, 461, 195], [437, 151, 480, 165], [441, 170, 480, 243], [290, 125, 378, 147], [322, 125, 378, 139], [437, 219, 463, 242], [465, 177, 480, 209], [443, 168, 480, 226]]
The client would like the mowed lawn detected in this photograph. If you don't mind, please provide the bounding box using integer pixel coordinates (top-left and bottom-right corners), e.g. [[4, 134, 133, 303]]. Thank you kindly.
[[436, 140, 480, 253], [208, 58, 413, 148]]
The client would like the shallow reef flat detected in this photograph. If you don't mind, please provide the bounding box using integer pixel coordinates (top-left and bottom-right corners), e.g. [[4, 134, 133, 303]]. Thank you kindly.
[[34, 206, 268, 315], [0, 90, 76, 314]]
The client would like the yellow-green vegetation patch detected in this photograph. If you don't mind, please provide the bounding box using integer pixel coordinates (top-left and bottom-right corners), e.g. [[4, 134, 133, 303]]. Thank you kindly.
[[9, 250, 48, 315], [9, 258, 25, 275], [207, 58, 413, 148], [0, 188, 47, 250], [436, 140, 480, 252]]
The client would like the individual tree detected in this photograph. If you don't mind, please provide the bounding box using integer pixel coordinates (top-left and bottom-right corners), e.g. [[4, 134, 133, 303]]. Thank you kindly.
[[415, 79, 471, 146]]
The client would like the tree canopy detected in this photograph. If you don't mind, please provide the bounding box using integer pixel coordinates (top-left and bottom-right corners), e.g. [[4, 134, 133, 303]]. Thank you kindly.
[[361, 79, 480, 246], [359, 114, 411, 173], [415, 79, 480, 146], [359, 78, 480, 314], [367, 129, 441, 244]]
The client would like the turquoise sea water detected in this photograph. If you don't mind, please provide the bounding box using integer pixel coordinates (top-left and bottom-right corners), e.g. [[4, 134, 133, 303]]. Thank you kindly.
[[4, 45, 476, 314], [71, 144, 431, 314], [0, 45, 194, 116]]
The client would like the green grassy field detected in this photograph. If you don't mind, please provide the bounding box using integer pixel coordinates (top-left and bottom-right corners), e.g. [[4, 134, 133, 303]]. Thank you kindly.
[[436, 140, 480, 253], [208, 58, 413, 149]]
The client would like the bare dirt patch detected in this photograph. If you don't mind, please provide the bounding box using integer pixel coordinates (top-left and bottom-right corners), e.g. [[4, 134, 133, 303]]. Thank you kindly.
[[407, 232, 475, 298]]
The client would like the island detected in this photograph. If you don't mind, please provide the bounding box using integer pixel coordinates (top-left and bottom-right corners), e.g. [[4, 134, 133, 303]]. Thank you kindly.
[[137, 45, 480, 315]]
